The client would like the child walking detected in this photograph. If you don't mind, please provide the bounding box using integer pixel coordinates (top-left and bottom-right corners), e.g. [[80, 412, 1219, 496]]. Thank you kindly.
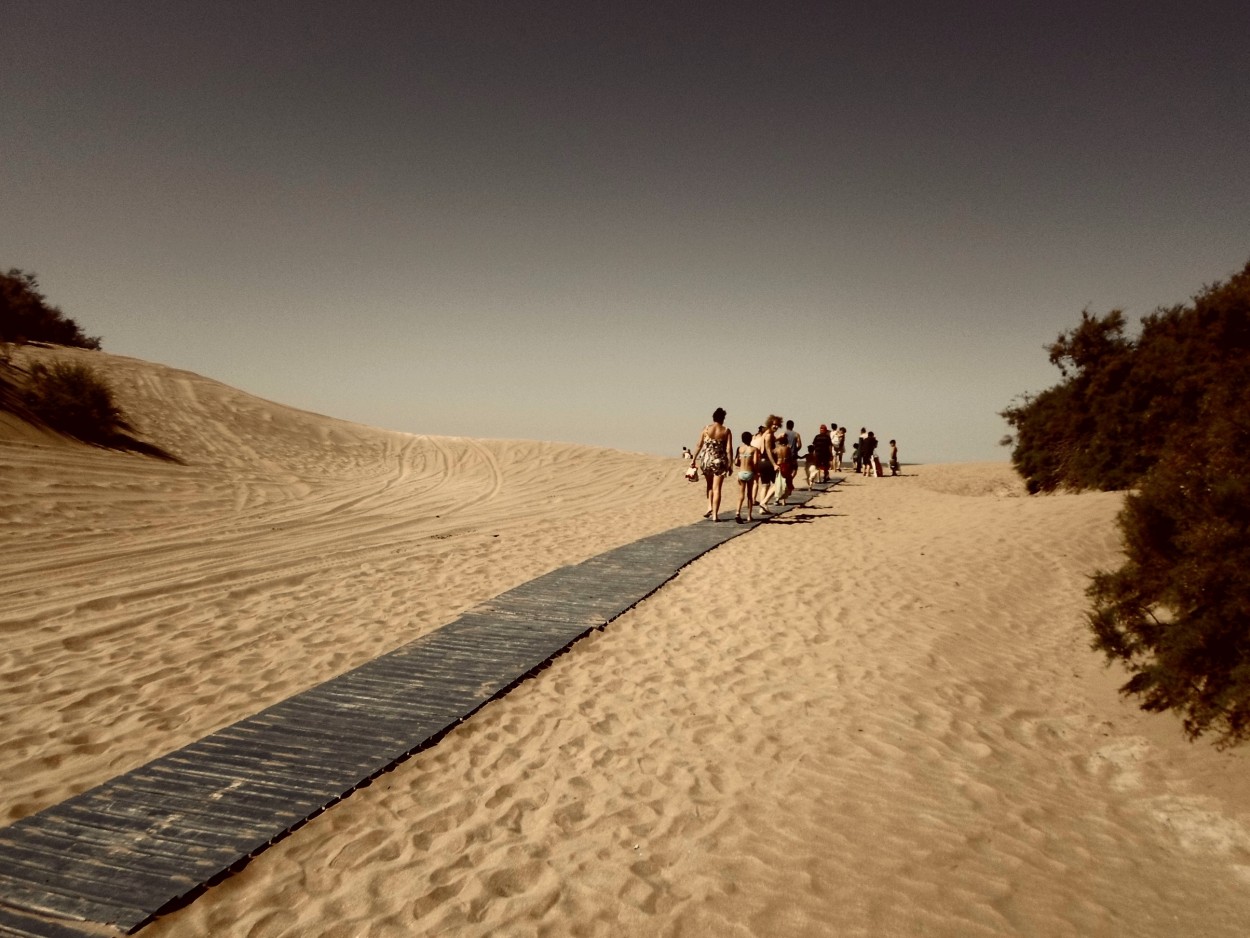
[[734, 431, 759, 523]]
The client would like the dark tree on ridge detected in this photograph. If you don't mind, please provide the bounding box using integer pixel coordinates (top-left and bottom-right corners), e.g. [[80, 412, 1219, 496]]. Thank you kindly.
[[1, 268, 101, 349]]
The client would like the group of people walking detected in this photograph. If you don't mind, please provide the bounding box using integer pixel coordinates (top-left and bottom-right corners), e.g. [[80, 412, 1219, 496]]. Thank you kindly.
[[848, 428, 900, 478], [689, 409, 899, 522]]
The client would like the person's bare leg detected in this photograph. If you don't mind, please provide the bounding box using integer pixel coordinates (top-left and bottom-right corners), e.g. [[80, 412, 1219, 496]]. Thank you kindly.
[[710, 474, 725, 521], [757, 469, 772, 510]]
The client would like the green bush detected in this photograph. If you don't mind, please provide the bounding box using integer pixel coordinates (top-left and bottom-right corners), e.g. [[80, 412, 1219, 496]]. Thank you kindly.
[[23, 361, 132, 445], [1004, 259, 1250, 745], [1, 268, 101, 349], [1087, 354, 1250, 746], [1001, 311, 1161, 493]]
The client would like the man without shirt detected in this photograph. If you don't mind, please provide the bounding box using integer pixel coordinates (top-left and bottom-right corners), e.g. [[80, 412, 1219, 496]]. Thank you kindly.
[[751, 421, 779, 514]]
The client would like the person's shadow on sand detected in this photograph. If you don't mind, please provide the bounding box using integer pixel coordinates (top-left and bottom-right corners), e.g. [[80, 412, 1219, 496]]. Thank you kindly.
[[771, 510, 842, 524]]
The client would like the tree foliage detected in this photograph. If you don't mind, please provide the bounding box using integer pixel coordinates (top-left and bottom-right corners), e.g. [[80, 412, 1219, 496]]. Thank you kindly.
[[1003, 259, 1250, 745], [1, 268, 101, 349]]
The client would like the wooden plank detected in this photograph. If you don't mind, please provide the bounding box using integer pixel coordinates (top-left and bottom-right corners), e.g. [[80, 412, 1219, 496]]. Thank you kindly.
[[0, 831, 209, 890], [0, 903, 107, 938], [127, 765, 342, 820], [8, 815, 186, 864], [333, 654, 433, 682], [172, 736, 357, 774], [201, 729, 388, 773], [0, 870, 149, 933], [69, 785, 285, 837], [51, 804, 275, 859], [251, 701, 435, 742], [154, 752, 358, 801], [0, 839, 197, 906], [288, 680, 450, 715], [242, 701, 426, 736], [275, 688, 472, 729], [438, 615, 580, 644], [3, 814, 214, 866], [50, 801, 270, 853], [97, 783, 305, 836]]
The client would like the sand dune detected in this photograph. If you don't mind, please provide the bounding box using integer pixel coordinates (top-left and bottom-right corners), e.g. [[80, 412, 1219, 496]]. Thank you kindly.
[[4, 348, 1250, 937], [1, 347, 690, 824]]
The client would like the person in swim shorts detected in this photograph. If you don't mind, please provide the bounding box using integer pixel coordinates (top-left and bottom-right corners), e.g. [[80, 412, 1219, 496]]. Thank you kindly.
[[775, 430, 796, 502], [752, 420, 779, 513], [734, 430, 759, 523]]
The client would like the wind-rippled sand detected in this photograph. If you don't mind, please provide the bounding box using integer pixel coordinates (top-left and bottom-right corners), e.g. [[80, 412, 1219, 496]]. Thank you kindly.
[[4, 348, 1249, 937]]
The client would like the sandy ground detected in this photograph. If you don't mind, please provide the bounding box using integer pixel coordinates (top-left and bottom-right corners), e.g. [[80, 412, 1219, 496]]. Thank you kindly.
[[4, 347, 1250, 937]]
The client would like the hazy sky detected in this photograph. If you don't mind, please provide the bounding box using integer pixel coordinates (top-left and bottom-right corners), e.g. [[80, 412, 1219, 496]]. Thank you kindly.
[[4, 2, 1248, 462]]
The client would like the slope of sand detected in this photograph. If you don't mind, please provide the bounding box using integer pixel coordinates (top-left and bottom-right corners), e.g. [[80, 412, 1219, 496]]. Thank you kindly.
[[1, 346, 692, 823], [4, 348, 1250, 937]]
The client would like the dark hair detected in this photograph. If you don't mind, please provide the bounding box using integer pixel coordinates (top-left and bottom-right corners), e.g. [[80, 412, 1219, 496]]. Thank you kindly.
[[712, 407, 726, 423], [741, 430, 752, 444], [786, 419, 794, 430]]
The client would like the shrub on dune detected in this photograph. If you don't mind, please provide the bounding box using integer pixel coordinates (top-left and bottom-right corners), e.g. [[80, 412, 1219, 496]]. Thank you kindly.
[[1, 266, 176, 459], [1003, 259, 1250, 746], [1087, 388, 1250, 745], [23, 360, 133, 445]]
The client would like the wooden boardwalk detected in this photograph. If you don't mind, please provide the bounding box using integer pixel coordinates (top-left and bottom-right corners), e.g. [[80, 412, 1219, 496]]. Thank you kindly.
[[0, 484, 837, 937]]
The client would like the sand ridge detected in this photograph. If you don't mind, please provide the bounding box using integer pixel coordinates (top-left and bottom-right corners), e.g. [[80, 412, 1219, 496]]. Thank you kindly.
[[4, 348, 1250, 937], [1, 347, 695, 825]]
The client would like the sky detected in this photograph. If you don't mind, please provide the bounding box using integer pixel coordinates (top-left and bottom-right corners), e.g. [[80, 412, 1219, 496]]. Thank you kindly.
[[3, 1, 1248, 462]]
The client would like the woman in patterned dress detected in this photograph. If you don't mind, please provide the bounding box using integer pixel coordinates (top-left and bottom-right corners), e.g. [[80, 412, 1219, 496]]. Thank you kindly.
[[690, 407, 732, 522]]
